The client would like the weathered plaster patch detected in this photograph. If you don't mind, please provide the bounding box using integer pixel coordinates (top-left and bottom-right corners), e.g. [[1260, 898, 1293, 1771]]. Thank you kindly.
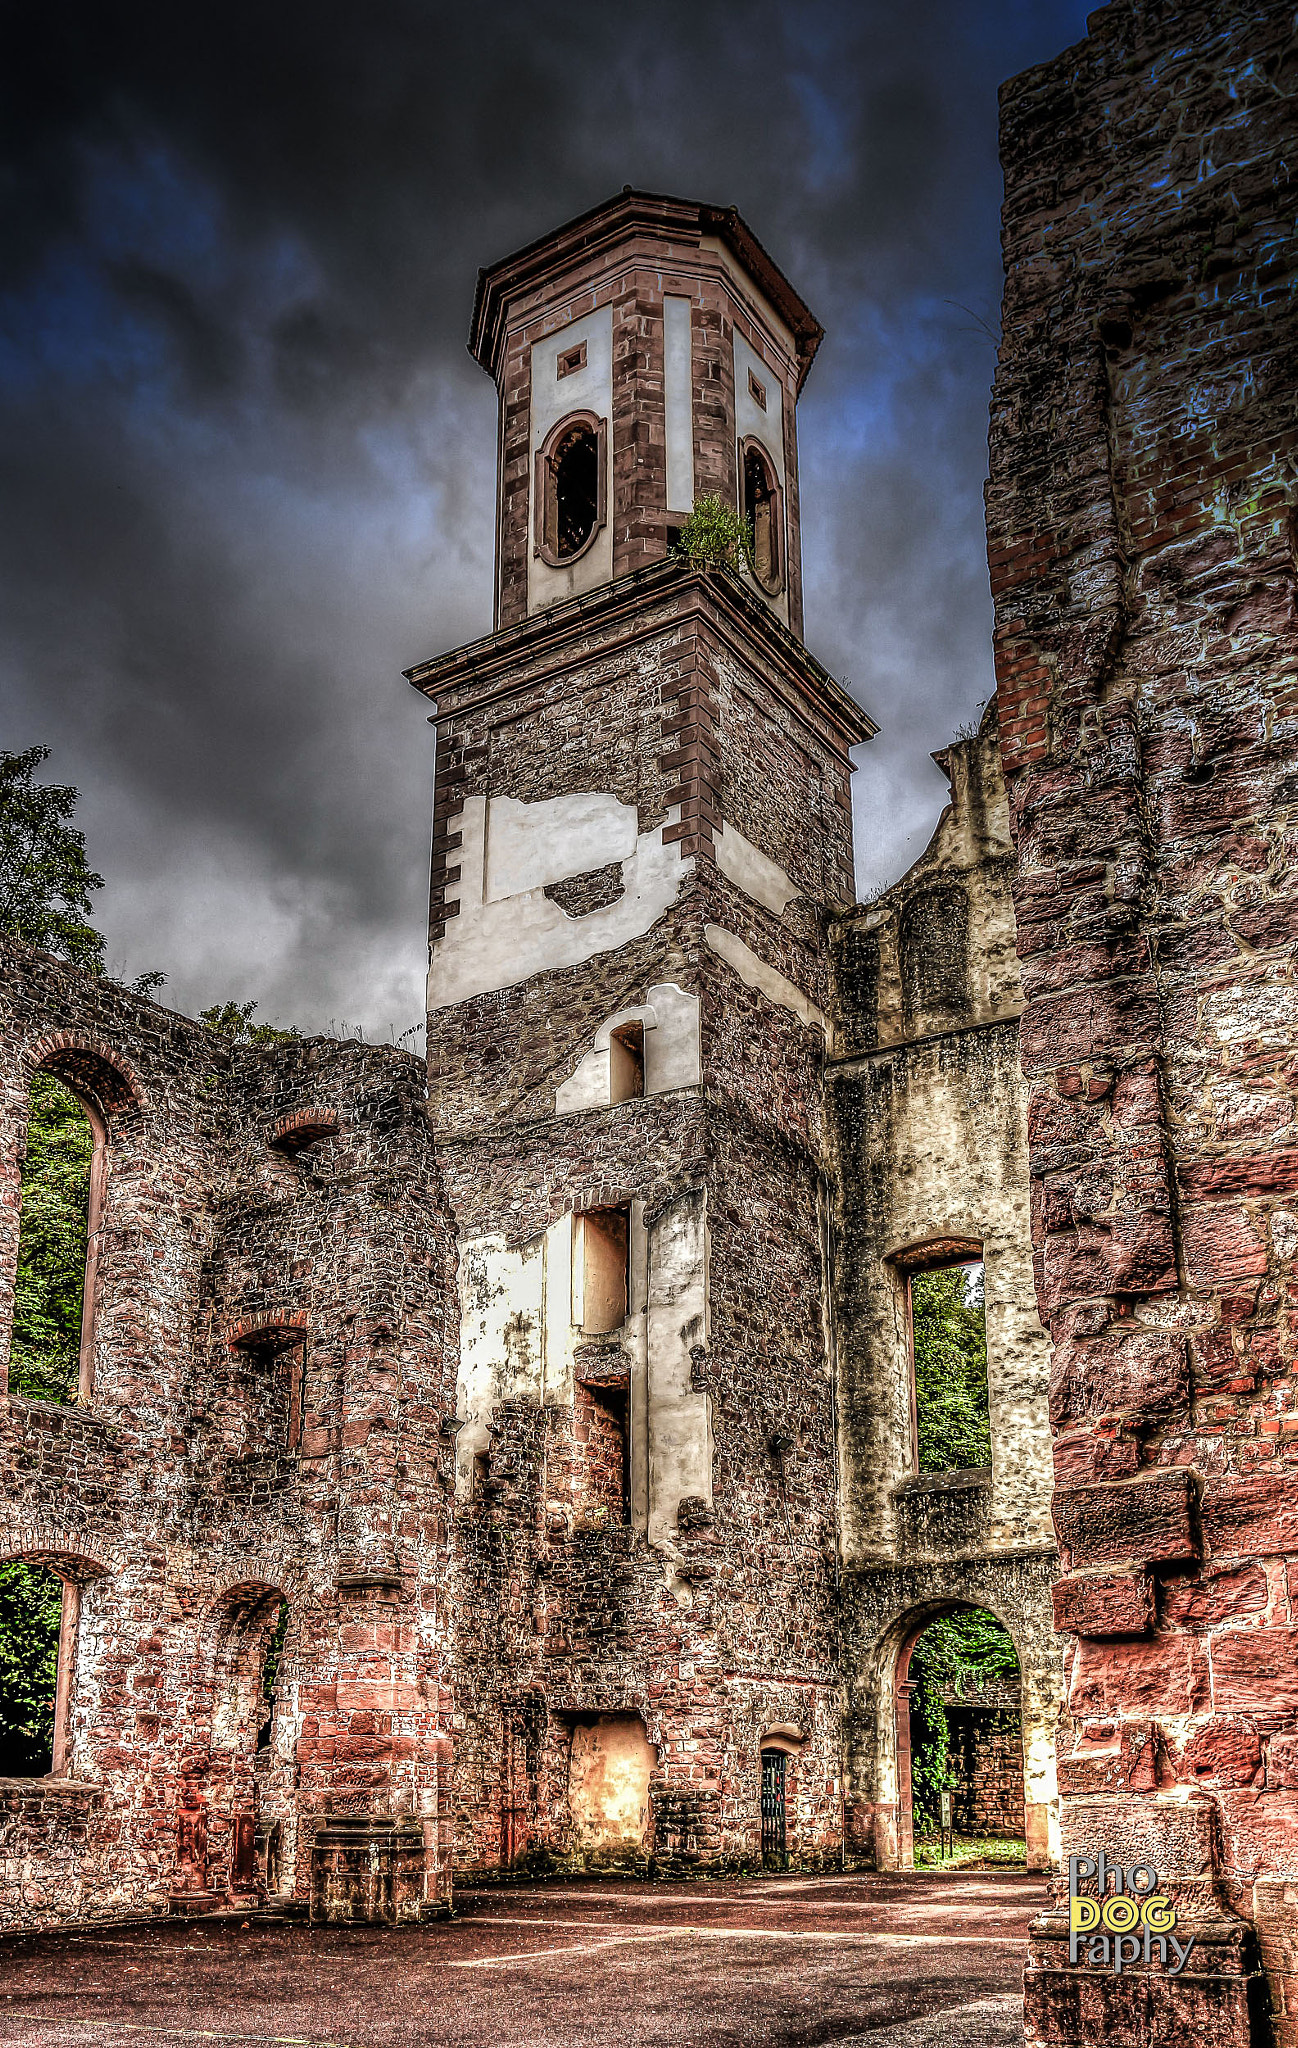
[[715, 822, 800, 916], [704, 924, 831, 1042], [554, 983, 702, 1114], [431, 796, 693, 1008]]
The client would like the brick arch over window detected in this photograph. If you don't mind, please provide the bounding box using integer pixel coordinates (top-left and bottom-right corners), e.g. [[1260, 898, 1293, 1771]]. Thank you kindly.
[[24, 1032, 147, 1124]]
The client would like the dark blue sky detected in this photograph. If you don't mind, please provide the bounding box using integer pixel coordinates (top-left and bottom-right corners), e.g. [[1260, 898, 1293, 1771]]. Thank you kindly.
[[0, 0, 1095, 1036]]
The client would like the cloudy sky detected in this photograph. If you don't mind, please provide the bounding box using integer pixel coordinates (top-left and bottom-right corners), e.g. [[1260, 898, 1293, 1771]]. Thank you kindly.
[[0, 0, 1093, 1040]]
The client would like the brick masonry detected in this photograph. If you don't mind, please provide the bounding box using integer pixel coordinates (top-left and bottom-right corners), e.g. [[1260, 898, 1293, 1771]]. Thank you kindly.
[[989, 3, 1298, 2041]]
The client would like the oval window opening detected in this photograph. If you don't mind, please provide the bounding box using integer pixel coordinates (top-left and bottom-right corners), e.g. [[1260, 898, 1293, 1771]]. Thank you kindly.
[[553, 425, 600, 559]]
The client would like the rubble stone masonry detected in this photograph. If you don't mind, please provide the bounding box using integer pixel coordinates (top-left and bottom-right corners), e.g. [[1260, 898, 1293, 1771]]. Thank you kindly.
[[989, 2, 1298, 2041], [0, 947, 457, 1926]]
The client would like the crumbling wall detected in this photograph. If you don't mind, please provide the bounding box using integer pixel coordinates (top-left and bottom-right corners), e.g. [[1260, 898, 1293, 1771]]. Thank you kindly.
[[829, 712, 1060, 1872], [990, 3, 1298, 2040], [0, 942, 457, 1928]]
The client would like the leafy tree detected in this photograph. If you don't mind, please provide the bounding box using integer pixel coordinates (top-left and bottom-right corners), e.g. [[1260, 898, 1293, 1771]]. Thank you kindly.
[[0, 1561, 62, 1775], [672, 495, 753, 576], [200, 1000, 298, 1046], [910, 1608, 1020, 1834], [11, 1075, 93, 1405], [911, 1263, 990, 1471], [0, 748, 106, 971]]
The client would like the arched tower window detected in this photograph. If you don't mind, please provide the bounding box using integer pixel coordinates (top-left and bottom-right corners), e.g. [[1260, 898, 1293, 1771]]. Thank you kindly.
[[12, 1074, 102, 1405], [536, 412, 606, 567], [741, 439, 782, 594]]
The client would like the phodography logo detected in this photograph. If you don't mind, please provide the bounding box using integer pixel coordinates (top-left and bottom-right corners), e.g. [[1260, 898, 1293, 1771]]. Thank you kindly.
[[1068, 1856, 1196, 1977]]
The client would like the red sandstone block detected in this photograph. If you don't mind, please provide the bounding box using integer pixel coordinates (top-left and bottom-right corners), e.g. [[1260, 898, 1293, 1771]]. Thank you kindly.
[[1180, 1203, 1270, 1288], [1041, 1213, 1179, 1308], [1161, 1564, 1267, 1630], [1052, 1471, 1198, 1570], [1178, 1716, 1262, 1789], [1068, 1634, 1210, 1719], [1203, 1471, 1298, 1560], [1179, 1151, 1298, 1201], [1213, 1630, 1298, 1715], [1047, 1329, 1189, 1429], [1052, 1569, 1153, 1638]]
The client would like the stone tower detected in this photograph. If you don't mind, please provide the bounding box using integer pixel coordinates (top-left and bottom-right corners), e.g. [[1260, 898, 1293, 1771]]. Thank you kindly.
[[406, 190, 875, 1870]]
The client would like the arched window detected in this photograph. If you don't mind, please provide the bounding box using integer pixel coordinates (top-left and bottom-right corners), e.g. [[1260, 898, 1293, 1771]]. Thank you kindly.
[[535, 412, 606, 566], [12, 1074, 103, 1405], [741, 439, 782, 594], [0, 1559, 75, 1776]]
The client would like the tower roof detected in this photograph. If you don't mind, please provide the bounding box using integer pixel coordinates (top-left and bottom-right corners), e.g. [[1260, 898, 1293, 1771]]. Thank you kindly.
[[469, 188, 825, 392]]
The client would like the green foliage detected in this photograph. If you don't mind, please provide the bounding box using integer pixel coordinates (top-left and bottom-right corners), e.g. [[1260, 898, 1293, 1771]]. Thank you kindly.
[[910, 1608, 1020, 1835], [672, 495, 753, 575], [11, 1074, 93, 1405], [911, 1263, 990, 1472], [0, 748, 106, 972], [0, 1561, 62, 1775], [199, 1000, 298, 1046]]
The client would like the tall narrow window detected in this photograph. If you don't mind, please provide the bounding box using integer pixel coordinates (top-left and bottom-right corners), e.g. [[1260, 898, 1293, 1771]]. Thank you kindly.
[[741, 441, 782, 593], [572, 1207, 630, 1335], [13, 1074, 100, 1405], [0, 1560, 67, 1775], [574, 1377, 629, 1527], [536, 412, 606, 566], [608, 1022, 645, 1104], [909, 1258, 990, 1473]]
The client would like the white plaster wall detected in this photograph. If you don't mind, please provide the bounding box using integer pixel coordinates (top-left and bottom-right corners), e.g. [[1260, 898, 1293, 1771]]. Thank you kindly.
[[733, 329, 789, 629], [663, 295, 695, 516], [454, 1191, 711, 1557], [528, 306, 613, 614], [715, 821, 800, 916], [704, 924, 831, 1043], [429, 795, 693, 1008], [646, 1188, 712, 1550], [554, 983, 702, 1114], [485, 792, 638, 901]]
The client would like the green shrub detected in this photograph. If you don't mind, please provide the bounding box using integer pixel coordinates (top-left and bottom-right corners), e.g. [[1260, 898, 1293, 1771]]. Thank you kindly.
[[672, 496, 753, 575]]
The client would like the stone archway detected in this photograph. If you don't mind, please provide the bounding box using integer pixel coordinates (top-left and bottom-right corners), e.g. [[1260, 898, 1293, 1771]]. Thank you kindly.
[[843, 1556, 1062, 1874]]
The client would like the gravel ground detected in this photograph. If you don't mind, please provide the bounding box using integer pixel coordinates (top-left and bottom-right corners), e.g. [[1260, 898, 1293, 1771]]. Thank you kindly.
[[0, 1870, 1046, 2048]]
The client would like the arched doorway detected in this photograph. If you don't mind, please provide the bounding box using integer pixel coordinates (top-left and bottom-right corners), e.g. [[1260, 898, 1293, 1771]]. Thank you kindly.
[[901, 1608, 1024, 1867], [872, 1595, 1056, 1873]]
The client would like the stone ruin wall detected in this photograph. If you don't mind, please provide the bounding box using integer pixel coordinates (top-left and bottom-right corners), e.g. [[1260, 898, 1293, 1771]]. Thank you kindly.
[[828, 711, 1061, 1872], [991, 1, 1298, 2040], [0, 943, 458, 1928]]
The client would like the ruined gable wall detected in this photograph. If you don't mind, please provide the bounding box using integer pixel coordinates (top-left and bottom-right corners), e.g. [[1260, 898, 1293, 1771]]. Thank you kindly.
[[828, 715, 1059, 1872], [989, 2, 1298, 2038], [0, 943, 457, 1927]]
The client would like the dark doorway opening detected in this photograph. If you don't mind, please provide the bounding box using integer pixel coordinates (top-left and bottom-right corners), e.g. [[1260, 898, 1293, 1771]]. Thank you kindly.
[[760, 1748, 788, 1869]]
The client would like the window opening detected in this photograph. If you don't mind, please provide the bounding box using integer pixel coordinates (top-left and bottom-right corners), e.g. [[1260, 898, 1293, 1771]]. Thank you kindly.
[[742, 443, 781, 592], [472, 1449, 491, 1499], [575, 1378, 629, 1527], [572, 1207, 630, 1335], [909, 1259, 989, 1473], [904, 1608, 1024, 1869], [760, 1749, 788, 1868], [747, 367, 767, 410], [256, 1599, 289, 1749], [0, 1560, 69, 1775], [550, 422, 599, 559], [609, 1022, 645, 1104], [557, 341, 587, 379], [12, 1073, 100, 1404]]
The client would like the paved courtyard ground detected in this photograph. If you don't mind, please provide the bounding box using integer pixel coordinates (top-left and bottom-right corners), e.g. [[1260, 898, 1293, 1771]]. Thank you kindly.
[[0, 1871, 1048, 2048]]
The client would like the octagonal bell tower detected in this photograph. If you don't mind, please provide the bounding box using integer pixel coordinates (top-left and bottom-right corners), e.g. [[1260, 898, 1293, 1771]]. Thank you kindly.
[[471, 188, 823, 637]]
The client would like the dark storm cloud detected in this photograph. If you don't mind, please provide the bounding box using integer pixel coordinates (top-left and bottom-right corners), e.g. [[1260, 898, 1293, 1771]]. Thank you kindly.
[[0, 0, 1094, 1034]]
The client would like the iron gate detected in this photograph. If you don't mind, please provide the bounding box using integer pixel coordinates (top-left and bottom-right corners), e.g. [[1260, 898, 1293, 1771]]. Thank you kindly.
[[760, 1749, 787, 1868]]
